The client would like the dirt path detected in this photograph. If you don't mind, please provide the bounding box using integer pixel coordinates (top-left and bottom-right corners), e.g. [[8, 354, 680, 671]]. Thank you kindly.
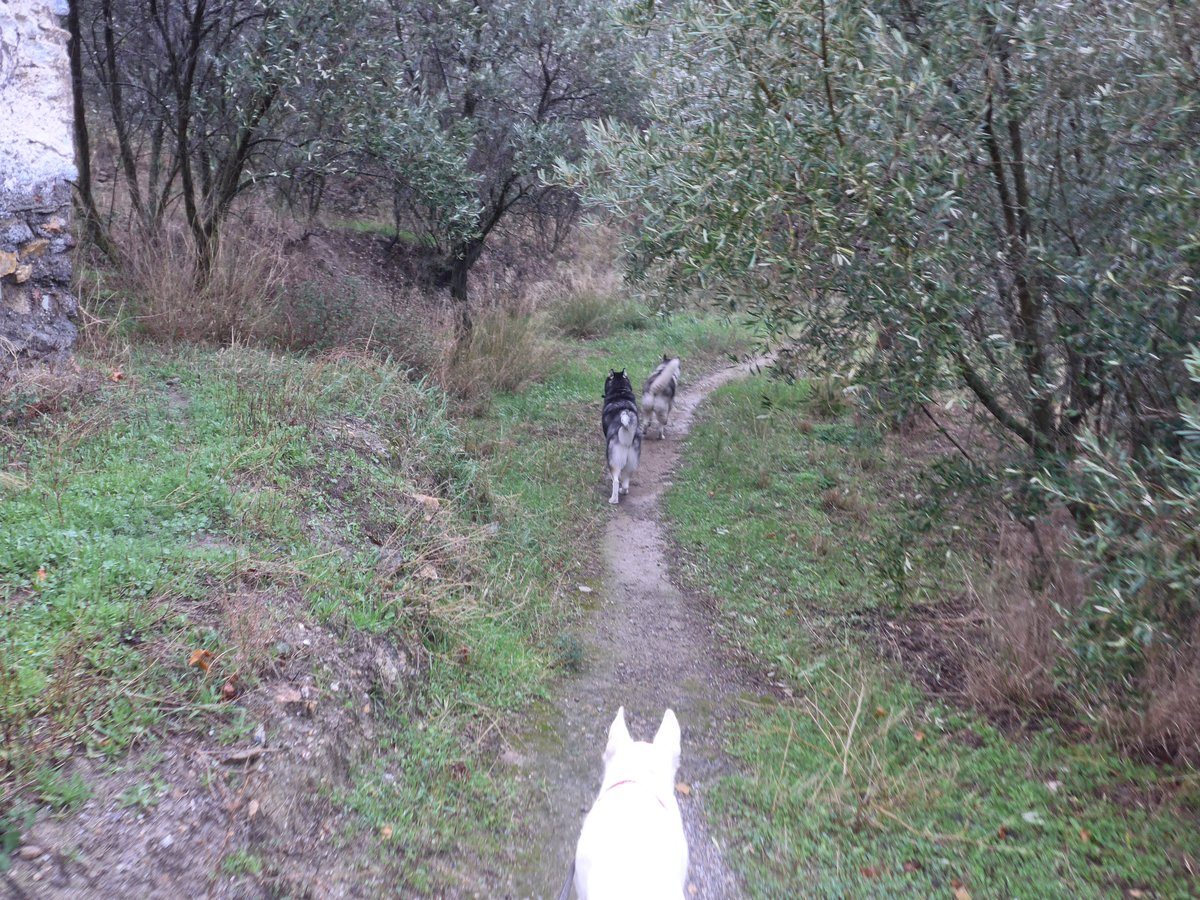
[[496, 360, 768, 899]]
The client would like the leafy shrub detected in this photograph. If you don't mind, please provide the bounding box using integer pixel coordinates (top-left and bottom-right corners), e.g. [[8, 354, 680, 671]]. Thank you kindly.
[[1034, 347, 1200, 759], [275, 276, 441, 374]]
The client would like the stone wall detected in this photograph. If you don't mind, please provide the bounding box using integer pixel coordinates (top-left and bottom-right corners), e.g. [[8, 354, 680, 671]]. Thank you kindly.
[[0, 0, 78, 366]]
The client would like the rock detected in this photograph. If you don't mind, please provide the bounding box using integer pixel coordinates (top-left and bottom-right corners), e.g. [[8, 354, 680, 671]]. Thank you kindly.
[[18, 844, 45, 860], [0, 250, 17, 277], [0, 218, 34, 245], [19, 238, 49, 259], [275, 685, 303, 705], [14, 264, 32, 283]]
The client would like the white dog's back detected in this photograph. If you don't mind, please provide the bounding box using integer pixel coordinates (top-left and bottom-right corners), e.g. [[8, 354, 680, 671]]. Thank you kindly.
[[574, 708, 688, 900]]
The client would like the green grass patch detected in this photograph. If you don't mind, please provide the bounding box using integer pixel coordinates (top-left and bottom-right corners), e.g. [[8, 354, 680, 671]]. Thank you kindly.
[[0, 305, 751, 887], [667, 377, 1200, 897]]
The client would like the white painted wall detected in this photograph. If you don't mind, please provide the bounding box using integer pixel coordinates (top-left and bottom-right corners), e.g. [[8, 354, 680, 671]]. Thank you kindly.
[[0, 0, 76, 215]]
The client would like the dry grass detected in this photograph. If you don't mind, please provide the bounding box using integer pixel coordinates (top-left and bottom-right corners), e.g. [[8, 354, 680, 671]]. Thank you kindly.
[[121, 224, 286, 345], [1120, 633, 1200, 763], [965, 512, 1086, 713], [796, 666, 931, 832], [439, 309, 557, 414]]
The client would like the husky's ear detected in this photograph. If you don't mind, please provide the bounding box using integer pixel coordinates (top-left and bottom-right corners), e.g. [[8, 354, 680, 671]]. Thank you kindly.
[[653, 709, 681, 770], [604, 706, 632, 761]]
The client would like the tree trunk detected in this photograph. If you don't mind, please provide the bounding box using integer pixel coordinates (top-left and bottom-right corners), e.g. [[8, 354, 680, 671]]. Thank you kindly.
[[448, 239, 485, 338], [67, 0, 117, 261]]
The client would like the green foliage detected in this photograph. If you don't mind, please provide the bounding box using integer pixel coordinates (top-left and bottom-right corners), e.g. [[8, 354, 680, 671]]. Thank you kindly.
[[34, 768, 92, 813], [335, 0, 646, 301], [1034, 347, 1200, 691], [574, 0, 1200, 466], [220, 849, 265, 877]]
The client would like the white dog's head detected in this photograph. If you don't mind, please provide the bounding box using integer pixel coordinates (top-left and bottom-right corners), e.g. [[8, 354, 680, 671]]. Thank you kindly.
[[600, 706, 681, 792], [575, 707, 689, 898]]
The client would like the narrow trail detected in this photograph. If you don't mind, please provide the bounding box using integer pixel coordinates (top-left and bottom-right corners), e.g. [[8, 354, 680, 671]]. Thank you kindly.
[[497, 359, 769, 900]]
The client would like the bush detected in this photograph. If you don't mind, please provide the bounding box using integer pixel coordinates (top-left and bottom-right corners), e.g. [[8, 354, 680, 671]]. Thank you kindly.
[[549, 290, 644, 339], [440, 309, 557, 413], [1032, 346, 1200, 759], [274, 276, 441, 374]]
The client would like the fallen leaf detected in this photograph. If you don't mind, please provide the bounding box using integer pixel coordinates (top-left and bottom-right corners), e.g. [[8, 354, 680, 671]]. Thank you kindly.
[[221, 746, 264, 765], [1128, 891, 1146, 899], [188, 649, 215, 673], [860, 866, 882, 879], [221, 678, 239, 701], [410, 493, 441, 512], [913, 729, 925, 743], [997, 825, 1009, 840], [874, 706, 887, 718], [381, 825, 394, 840], [903, 860, 922, 873], [416, 563, 440, 581], [247, 799, 260, 819], [455, 645, 470, 665], [109, 369, 124, 383], [951, 878, 971, 900], [35, 566, 47, 584], [675, 782, 691, 796], [448, 761, 468, 779], [274, 685, 302, 705], [1079, 828, 1091, 844]]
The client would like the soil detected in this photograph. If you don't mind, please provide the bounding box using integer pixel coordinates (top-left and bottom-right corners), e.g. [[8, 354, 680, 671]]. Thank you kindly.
[[493, 359, 772, 900]]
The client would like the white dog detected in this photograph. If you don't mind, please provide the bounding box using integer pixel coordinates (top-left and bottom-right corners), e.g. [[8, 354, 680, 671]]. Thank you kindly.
[[573, 708, 689, 899]]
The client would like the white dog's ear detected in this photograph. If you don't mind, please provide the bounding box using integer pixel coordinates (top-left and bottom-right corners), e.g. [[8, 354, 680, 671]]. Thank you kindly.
[[653, 709, 681, 769], [604, 706, 631, 761]]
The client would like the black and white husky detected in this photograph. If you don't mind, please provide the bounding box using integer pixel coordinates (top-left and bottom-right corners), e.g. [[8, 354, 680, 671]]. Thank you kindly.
[[602, 369, 642, 505], [641, 355, 681, 440]]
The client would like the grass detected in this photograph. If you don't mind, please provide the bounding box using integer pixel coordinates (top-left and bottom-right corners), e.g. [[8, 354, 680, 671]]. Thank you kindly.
[[348, 304, 751, 887], [0, 302, 751, 888], [0, 346, 518, 884], [548, 290, 647, 339], [666, 377, 1200, 897]]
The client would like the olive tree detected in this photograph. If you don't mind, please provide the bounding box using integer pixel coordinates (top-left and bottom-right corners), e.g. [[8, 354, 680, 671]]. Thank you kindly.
[[577, 0, 1200, 460], [73, 0, 370, 279], [573, 0, 1200, 711], [344, 0, 643, 332]]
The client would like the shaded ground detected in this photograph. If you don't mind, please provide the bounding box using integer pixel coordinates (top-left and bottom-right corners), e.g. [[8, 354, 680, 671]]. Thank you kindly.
[[493, 360, 771, 899]]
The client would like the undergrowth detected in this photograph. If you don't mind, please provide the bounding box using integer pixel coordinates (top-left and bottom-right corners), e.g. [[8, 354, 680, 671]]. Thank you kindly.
[[667, 377, 1200, 897]]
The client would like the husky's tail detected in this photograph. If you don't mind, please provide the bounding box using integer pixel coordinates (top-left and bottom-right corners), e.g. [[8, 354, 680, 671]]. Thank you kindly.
[[617, 410, 637, 445]]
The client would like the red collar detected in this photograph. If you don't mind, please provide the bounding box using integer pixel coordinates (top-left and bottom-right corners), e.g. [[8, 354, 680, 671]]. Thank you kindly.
[[602, 779, 668, 810]]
